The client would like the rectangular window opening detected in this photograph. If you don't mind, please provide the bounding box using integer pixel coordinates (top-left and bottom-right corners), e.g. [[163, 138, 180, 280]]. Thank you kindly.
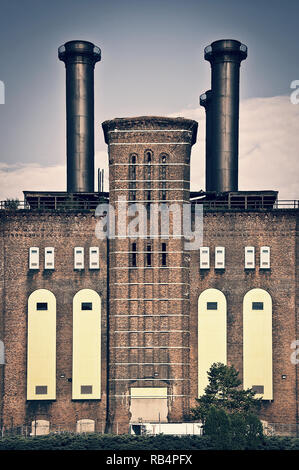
[[131, 243, 137, 267], [146, 245, 152, 267], [81, 302, 93, 311], [36, 303, 48, 311], [162, 243, 167, 267], [35, 386, 48, 395], [207, 302, 218, 310], [81, 385, 93, 394], [252, 385, 264, 394], [252, 302, 264, 310]]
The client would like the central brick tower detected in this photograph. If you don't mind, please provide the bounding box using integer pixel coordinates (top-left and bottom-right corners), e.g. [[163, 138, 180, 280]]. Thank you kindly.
[[102, 116, 198, 432]]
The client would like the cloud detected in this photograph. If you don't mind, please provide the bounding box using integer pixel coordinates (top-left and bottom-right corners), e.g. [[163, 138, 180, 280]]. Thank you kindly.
[[170, 95, 299, 200], [0, 96, 298, 201], [0, 151, 109, 201]]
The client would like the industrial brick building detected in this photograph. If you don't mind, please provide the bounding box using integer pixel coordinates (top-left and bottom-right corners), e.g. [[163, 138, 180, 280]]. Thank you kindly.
[[0, 39, 298, 435]]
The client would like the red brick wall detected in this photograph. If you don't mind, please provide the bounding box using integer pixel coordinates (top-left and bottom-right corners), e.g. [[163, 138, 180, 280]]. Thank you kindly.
[[0, 211, 108, 430], [103, 116, 198, 431], [189, 210, 298, 424]]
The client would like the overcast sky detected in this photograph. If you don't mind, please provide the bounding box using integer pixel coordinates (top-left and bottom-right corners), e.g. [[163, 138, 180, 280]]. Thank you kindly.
[[0, 0, 298, 200]]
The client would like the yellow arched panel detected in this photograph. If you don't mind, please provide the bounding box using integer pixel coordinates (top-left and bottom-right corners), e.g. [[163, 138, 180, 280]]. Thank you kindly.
[[243, 288, 273, 400], [27, 289, 56, 400], [72, 289, 101, 399], [198, 289, 227, 397]]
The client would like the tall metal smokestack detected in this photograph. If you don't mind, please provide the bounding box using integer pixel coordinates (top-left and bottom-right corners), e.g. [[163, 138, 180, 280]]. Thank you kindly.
[[58, 40, 101, 193], [200, 90, 213, 192], [204, 39, 247, 192]]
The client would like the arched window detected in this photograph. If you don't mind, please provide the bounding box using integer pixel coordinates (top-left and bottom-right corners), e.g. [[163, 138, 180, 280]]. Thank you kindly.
[[243, 288, 272, 400], [30, 420, 50, 436], [145, 150, 152, 164], [27, 289, 56, 400], [76, 419, 95, 433], [129, 154, 137, 179], [144, 150, 153, 183], [129, 154, 137, 201], [73, 289, 101, 400], [160, 154, 168, 200], [198, 289, 227, 397]]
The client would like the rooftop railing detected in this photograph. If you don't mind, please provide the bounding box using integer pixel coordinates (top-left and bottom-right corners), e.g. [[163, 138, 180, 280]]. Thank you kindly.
[[192, 199, 299, 210], [0, 199, 298, 211]]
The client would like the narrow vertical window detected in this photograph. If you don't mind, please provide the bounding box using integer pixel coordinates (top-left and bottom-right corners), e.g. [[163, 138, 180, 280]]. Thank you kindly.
[[161, 243, 167, 266], [131, 243, 137, 267], [146, 151, 152, 164], [129, 154, 137, 201], [160, 154, 167, 201], [146, 202, 151, 219], [146, 244, 152, 267], [144, 151, 152, 204]]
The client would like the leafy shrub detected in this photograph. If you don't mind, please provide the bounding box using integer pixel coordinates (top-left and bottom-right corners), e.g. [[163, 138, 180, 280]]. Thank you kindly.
[[0, 433, 298, 450]]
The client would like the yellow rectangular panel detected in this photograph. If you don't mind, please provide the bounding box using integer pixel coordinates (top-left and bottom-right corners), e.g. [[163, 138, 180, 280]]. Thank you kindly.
[[243, 289, 272, 400], [72, 290, 101, 399], [198, 289, 227, 397], [27, 290, 56, 400]]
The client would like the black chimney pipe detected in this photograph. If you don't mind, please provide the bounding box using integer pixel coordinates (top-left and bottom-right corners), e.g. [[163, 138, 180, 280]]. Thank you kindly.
[[58, 40, 101, 193], [200, 90, 213, 192], [204, 39, 247, 192]]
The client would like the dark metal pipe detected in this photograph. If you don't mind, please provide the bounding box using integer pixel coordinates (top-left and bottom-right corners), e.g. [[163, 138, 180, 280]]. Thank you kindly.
[[58, 40, 101, 192], [205, 39, 247, 192], [200, 90, 213, 192]]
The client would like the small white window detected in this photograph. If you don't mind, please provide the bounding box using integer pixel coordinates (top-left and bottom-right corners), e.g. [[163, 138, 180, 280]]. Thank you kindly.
[[200, 247, 210, 269], [29, 247, 39, 270], [89, 247, 99, 270], [74, 247, 84, 270], [44, 247, 54, 270], [215, 247, 225, 269], [260, 246, 270, 269], [245, 246, 255, 269]]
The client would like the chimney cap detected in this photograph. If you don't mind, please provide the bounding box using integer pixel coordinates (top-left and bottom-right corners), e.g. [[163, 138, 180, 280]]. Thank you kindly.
[[58, 40, 101, 63], [204, 39, 247, 62]]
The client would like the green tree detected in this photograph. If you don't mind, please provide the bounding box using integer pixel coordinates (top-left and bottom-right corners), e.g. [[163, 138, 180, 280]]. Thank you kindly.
[[191, 363, 264, 450], [204, 406, 232, 450], [191, 362, 262, 422]]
